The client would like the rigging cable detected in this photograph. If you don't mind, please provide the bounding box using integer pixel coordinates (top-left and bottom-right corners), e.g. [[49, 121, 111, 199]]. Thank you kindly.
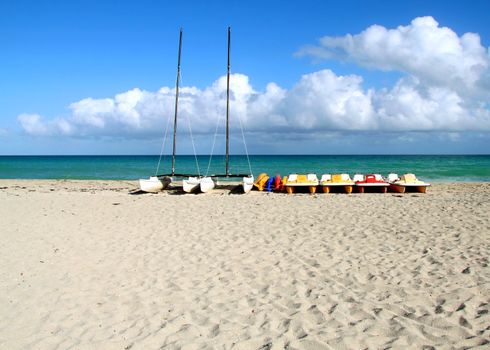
[[180, 75, 202, 177], [229, 63, 253, 176], [237, 109, 253, 176], [155, 96, 173, 176], [205, 106, 223, 177]]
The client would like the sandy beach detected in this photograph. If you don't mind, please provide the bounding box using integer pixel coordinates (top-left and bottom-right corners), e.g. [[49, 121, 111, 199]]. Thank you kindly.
[[0, 180, 489, 349]]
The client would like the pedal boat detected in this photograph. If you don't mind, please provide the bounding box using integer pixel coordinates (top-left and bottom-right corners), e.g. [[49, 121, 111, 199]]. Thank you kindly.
[[262, 175, 282, 192], [253, 173, 270, 191], [281, 176, 288, 192], [273, 175, 282, 191], [354, 174, 389, 193], [284, 174, 319, 194], [388, 173, 430, 193], [320, 174, 354, 194]]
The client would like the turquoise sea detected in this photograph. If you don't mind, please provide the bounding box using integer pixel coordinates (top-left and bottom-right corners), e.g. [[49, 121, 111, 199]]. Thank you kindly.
[[0, 155, 489, 182]]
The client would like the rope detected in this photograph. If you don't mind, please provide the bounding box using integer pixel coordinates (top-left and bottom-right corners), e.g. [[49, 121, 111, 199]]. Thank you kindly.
[[228, 68, 252, 177], [205, 108, 223, 176], [237, 110, 253, 176], [180, 74, 201, 177], [155, 95, 173, 176], [186, 104, 201, 177], [205, 71, 253, 178]]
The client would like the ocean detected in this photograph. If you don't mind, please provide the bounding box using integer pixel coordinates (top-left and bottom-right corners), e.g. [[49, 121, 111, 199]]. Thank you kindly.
[[0, 155, 489, 182]]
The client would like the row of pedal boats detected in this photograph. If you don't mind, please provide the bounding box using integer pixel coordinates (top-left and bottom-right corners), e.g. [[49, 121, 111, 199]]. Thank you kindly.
[[139, 173, 429, 194], [256, 173, 430, 194]]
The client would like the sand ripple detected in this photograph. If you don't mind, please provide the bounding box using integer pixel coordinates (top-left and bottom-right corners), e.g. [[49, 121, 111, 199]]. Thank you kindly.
[[0, 180, 489, 349]]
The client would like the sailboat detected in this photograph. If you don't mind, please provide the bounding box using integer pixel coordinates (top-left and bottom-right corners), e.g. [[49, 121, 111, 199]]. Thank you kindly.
[[139, 29, 203, 193], [199, 27, 254, 193], [167, 29, 202, 193], [139, 29, 183, 192]]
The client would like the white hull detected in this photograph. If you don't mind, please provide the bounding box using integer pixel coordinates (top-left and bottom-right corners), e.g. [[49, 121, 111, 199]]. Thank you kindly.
[[139, 176, 170, 193], [356, 183, 389, 187], [183, 177, 201, 193], [200, 177, 215, 193], [243, 176, 254, 193], [320, 183, 353, 186]]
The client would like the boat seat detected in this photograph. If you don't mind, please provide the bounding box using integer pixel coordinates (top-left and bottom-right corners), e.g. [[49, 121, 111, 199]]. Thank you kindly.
[[297, 174, 308, 183], [401, 173, 417, 183], [353, 174, 364, 182], [320, 174, 331, 182], [387, 173, 399, 182], [332, 174, 342, 182], [341, 173, 351, 181], [374, 174, 383, 181], [307, 174, 318, 182], [288, 174, 298, 182]]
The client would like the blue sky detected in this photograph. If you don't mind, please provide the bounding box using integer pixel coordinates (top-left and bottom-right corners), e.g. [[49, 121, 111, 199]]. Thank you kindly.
[[1, 0, 490, 154]]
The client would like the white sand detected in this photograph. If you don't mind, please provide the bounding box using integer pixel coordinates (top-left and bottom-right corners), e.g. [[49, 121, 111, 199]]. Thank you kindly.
[[0, 180, 489, 349]]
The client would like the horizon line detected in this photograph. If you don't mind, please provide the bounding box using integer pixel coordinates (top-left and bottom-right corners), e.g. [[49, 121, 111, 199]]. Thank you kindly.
[[1, 154, 490, 157]]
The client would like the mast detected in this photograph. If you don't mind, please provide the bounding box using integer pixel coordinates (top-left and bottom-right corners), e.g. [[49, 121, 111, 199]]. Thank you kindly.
[[225, 26, 231, 176], [171, 28, 183, 176]]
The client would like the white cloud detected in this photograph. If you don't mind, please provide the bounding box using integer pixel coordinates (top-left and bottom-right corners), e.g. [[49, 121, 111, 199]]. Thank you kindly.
[[282, 70, 375, 130], [17, 70, 490, 139], [70, 97, 114, 128], [373, 77, 485, 131], [17, 17, 490, 141], [18, 113, 74, 136], [299, 16, 489, 96]]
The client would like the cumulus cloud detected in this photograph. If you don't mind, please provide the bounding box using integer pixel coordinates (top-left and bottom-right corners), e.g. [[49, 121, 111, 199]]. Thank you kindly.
[[299, 16, 489, 95], [17, 16, 490, 141], [374, 76, 489, 131], [18, 113, 74, 136], [282, 70, 375, 131]]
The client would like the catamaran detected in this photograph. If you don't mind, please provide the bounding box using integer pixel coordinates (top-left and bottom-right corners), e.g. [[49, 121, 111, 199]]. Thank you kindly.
[[139, 29, 203, 193], [140, 28, 253, 194], [199, 27, 254, 193]]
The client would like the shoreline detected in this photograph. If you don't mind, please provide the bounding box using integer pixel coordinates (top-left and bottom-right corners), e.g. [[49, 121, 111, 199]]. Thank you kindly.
[[1, 179, 490, 194], [1, 180, 489, 348]]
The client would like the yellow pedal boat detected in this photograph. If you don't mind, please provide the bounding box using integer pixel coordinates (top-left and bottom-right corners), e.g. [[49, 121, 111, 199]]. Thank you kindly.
[[284, 174, 319, 194], [253, 173, 269, 191], [320, 174, 354, 194]]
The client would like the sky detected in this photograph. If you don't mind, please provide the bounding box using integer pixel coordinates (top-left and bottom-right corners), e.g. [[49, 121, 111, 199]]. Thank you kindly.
[[1, 0, 490, 155]]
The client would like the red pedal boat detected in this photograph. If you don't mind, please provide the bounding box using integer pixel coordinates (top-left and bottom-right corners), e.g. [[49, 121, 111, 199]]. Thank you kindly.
[[354, 174, 389, 193]]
